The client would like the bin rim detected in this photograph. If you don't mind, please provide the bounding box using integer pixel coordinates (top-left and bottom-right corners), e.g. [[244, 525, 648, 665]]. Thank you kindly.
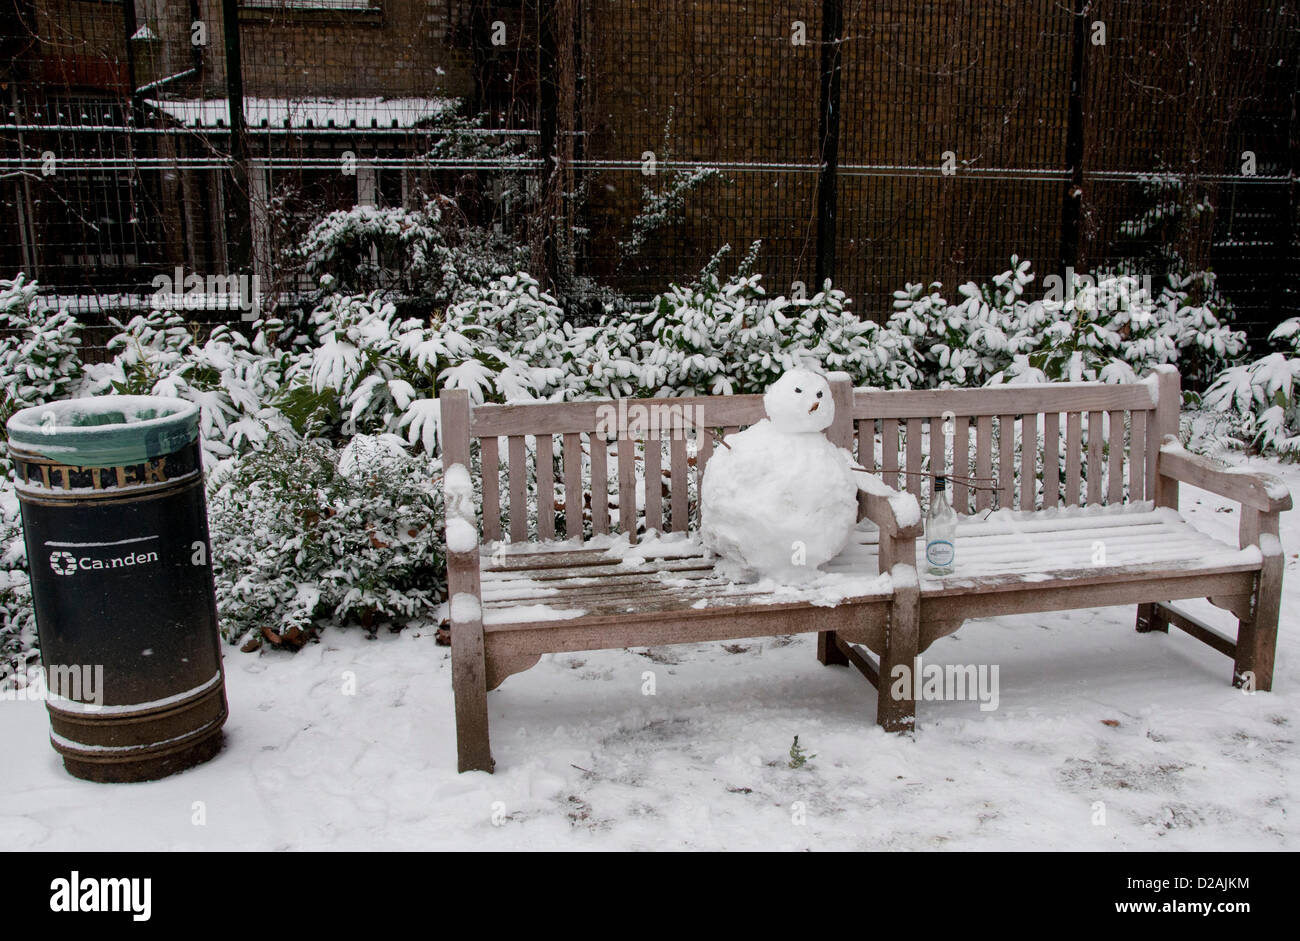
[[6, 395, 201, 467]]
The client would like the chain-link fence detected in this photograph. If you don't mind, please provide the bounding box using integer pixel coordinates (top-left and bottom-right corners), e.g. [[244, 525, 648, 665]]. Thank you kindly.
[[2, 0, 1297, 352]]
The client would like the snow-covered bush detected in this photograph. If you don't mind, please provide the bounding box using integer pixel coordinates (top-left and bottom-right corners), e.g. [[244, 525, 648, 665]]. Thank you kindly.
[[1008, 270, 1243, 386], [638, 252, 909, 396], [0, 234, 1265, 668], [447, 275, 644, 401], [0, 484, 37, 684], [887, 261, 1247, 389], [888, 258, 1040, 388], [298, 203, 446, 296], [207, 434, 446, 644], [297, 198, 529, 303], [81, 310, 299, 463], [1203, 318, 1300, 457], [617, 111, 722, 267], [0, 274, 83, 432], [287, 273, 644, 452]]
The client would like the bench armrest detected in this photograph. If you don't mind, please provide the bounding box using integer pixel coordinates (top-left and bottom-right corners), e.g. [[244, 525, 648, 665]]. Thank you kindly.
[[854, 470, 924, 539], [1158, 436, 1292, 514], [854, 471, 922, 575]]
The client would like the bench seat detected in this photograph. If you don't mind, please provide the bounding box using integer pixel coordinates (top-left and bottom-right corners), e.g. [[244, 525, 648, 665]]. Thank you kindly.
[[476, 538, 894, 684], [478, 503, 1259, 658], [847, 503, 1263, 652]]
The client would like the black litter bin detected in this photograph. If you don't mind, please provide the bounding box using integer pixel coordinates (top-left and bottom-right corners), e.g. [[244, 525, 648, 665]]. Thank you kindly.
[[6, 395, 228, 782]]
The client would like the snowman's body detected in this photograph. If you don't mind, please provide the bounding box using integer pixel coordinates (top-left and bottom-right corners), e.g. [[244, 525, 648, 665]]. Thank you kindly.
[[700, 369, 859, 583]]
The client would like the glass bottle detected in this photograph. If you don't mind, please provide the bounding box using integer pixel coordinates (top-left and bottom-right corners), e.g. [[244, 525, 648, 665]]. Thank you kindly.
[[925, 474, 956, 576]]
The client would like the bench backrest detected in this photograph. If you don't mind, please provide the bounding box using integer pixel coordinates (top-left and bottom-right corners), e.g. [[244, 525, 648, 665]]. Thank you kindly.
[[850, 366, 1180, 515], [439, 366, 1180, 546]]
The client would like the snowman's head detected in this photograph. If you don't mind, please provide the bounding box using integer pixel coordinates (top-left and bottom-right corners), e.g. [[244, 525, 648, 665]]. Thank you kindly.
[[763, 368, 834, 433]]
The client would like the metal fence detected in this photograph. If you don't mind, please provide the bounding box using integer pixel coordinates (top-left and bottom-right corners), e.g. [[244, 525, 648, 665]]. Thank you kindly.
[[2, 0, 1297, 353]]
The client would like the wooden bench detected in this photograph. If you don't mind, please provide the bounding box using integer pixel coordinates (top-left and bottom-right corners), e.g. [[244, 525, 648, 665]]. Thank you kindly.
[[439, 365, 1290, 773]]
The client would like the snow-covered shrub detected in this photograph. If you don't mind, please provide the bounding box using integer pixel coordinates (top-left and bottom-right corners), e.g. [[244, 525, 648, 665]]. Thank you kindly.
[[888, 258, 1039, 388], [997, 270, 1244, 386], [298, 203, 446, 296], [618, 111, 723, 266], [0, 483, 37, 684], [81, 310, 299, 463], [638, 255, 907, 396], [207, 434, 446, 644], [887, 260, 1247, 390], [450, 273, 645, 401], [288, 274, 638, 452], [1203, 318, 1300, 457], [1147, 269, 1248, 390], [291, 290, 440, 444], [298, 198, 529, 304], [0, 274, 84, 431]]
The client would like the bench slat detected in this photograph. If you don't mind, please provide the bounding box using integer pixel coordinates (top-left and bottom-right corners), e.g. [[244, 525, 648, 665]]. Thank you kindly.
[[852, 382, 1155, 419], [508, 435, 528, 543], [931, 416, 947, 505], [952, 415, 969, 514], [1107, 410, 1124, 504], [590, 436, 610, 535], [1128, 410, 1146, 502], [1043, 412, 1060, 508], [563, 432, 582, 540], [856, 419, 876, 474], [1020, 412, 1037, 510], [696, 428, 713, 498], [1065, 412, 1083, 506], [536, 434, 555, 540], [618, 436, 637, 543], [1086, 410, 1104, 505], [882, 418, 900, 491], [484, 560, 715, 586], [975, 415, 992, 512], [1146, 404, 1163, 507], [670, 434, 689, 532], [906, 418, 923, 501], [470, 395, 764, 437], [482, 435, 501, 542], [998, 414, 1015, 509], [645, 435, 663, 534]]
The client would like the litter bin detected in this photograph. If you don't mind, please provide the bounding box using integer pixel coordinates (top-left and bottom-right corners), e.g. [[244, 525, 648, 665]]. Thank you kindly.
[[6, 396, 227, 782]]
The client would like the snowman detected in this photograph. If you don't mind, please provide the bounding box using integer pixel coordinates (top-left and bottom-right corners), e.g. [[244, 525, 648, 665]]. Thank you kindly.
[[700, 367, 859, 583]]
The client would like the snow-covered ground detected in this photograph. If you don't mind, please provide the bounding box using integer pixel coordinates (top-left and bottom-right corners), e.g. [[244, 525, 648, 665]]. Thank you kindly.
[[2, 454, 1297, 851]]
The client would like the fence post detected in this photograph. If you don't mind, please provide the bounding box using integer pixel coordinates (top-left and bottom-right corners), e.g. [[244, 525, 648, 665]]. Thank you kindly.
[[221, 0, 252, 278], [120, 0, 141, 118], [814, 0, 844, 292], [1059, 0, 1087, 277], [536, 0, 559, 289]]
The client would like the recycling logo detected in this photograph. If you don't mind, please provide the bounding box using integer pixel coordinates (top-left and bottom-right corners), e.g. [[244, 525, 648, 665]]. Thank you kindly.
[[49, 551, 77, 576]]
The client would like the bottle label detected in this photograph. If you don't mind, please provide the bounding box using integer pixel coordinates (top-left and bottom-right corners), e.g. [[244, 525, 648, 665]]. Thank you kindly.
[[925, 539, 955, 567]]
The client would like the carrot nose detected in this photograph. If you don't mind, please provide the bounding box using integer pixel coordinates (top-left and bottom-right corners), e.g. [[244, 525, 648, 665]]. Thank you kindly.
[[808, 401, 819, 413]]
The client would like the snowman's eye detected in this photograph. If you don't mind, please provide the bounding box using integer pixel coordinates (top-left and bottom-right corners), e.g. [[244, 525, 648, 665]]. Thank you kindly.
[[794, 387, 802, 393], [816, 391, 823, 398]]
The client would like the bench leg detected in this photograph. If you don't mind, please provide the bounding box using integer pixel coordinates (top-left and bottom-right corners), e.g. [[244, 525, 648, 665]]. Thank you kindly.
[[877, 571, 920, 734], [1234, 548, 1282, 692], [451, 616, 495, 773], [1135, 602, 1169, 633], [817, 630, 849, 666]]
